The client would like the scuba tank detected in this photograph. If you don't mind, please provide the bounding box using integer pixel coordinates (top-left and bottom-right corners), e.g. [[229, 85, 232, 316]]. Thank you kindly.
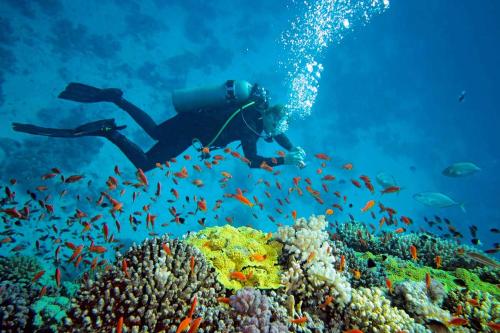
[[172, 80, 253, 113]]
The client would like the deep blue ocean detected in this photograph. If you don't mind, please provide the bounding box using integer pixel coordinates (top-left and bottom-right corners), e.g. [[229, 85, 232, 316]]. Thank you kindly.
[[0, 0, 499, 331]]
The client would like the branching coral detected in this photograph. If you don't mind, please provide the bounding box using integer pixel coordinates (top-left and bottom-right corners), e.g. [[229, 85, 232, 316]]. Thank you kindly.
[[229, 287, 287, 333], [65, 236, 234, 332], [277, 215, 351, 308], [345, 287, 427, 333]]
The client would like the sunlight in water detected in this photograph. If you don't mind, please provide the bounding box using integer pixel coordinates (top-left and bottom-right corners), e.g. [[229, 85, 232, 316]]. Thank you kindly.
[[279, 0, 390, 132]]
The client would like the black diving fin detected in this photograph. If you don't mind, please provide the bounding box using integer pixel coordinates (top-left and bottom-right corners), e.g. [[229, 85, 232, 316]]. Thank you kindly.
[[12, 119, 126, 138], [58, 83, 123, 103]]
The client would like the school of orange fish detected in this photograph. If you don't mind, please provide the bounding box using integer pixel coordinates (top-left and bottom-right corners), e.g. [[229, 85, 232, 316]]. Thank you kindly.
[[1, 147, 499, 332]]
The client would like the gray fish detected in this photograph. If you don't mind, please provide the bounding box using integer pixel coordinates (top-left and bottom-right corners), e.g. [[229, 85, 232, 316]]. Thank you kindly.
[[375, 172, 397, 189], [413, 192, 465, 212], [442, 162, 480, 177]]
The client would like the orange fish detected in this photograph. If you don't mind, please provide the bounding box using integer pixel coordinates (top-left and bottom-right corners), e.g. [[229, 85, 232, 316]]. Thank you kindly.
[[259, 161, 273, 172], [55, 268, 61, 287], [487, 322, 500, 331], [176, 317, 192, 333], [410, 245, 418, 261], [448, 317, 468, 326], [291, 210, 297, 221], [90, 245, 107, 254], [425, 272, 431, 290], [190, 256, 195, 275], [361, 200, 375, 212], [339, 255, 346, 272], [136, 168, 148, 185], [32, 270, 45, 282], [250, 253, 267, 262], [122, 259, 130, 278], [233, 192, 254, 208], [188, 295, 197, 318], [162, 242, 172, 256], [217, 297, 231, 304], [319, 295, 334, 309], [343, 330, 363, 333], [352, 269, 361, 280], [229, 271, 249, 281], [342, 163, 353, 170], [394, 227, 406, 234], [39, 286, 47, 298], [187, 317, 202, 333], [289, 316, 308, 324], [434, 255, 442, 269], [467, 299, 480, 307], [314, 153, 331, 160], [325, 208, 334, 215], [197, 199, 207, 212], [381, 186, 401, 195], [386, 278, 393, 294], [306, 251, 316, 264], [117, 316, 124, 333]]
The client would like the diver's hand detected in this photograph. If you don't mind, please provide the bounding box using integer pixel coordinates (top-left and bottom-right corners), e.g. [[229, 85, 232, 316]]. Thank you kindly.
[[284, 147, 306, 168]]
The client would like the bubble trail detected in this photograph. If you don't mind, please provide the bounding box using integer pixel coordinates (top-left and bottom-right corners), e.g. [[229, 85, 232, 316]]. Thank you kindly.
[[279, 0, 390, 131]]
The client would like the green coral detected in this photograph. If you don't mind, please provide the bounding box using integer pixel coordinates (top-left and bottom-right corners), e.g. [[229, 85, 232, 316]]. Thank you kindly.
[[33, 296, 70, 331], [381, 255, 499, 296], [187, 225, 283, 290]]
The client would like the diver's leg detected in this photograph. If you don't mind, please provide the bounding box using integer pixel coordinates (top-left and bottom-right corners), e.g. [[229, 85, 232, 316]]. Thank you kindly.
[[105, 131, 154, 171], [114, 98, 160, 140]]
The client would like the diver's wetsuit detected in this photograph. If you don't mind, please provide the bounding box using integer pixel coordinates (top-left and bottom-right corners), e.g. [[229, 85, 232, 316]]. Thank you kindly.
[[108, 97, 293, 171]]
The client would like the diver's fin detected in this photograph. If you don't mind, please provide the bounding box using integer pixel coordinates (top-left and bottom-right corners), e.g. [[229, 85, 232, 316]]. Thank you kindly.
[[73, 119, 126, 136], [12, 123, 77, 137], [12, 119, 126, 138], [58, 83, 123, 103]]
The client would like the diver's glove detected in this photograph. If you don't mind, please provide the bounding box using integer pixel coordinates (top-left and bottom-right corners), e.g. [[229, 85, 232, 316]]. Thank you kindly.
[[284, 146, 306, 168]]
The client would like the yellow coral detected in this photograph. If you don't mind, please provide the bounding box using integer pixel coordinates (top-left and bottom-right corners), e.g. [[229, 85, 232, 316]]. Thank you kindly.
[[187, 225, 283, 290]]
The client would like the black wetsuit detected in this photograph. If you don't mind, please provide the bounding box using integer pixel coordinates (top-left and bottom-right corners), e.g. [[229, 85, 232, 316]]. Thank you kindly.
[[108, 97, 294, 171]]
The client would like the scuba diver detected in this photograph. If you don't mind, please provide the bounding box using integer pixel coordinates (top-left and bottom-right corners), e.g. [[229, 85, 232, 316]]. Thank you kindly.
[[12, 80, 306, 171]]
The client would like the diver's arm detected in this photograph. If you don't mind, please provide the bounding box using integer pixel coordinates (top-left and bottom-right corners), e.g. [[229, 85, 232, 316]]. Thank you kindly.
[[241, 137, 284, 168], [273, 133, 294, 151]]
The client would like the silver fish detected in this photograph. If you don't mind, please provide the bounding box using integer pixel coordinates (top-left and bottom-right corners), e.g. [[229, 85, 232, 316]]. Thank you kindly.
[[442, 162, 480, 177], [375, 172, 397, 189], [413, 192, 465, 212]]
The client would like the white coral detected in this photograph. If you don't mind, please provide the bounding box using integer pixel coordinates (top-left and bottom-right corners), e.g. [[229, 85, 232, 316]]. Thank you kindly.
[[347, 287, 427, 333], [277, 214, 351, 306]]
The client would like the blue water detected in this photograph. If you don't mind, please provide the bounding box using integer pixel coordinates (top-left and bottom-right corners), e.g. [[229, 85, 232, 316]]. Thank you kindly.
[[0, 0, 498, 311]]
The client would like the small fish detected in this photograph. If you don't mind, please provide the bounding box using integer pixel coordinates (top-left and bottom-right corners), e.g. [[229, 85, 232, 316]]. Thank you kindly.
[[458, 90, 466, 102], [361, 200, 375, 212], [434, 255, 442, 269], [385, 278, 393, 294], [117, 316, 124, 333], [410, 245, 418, 261], [448, 317, 468, 326], [289, 316, 308, 324], [314, 153, 331, 161], [187, 317, 202, 333], [342, 163, 353, 170], [176, 317, 192, 333], [55, 267, 61, 287], [425, 272, 431, 291]]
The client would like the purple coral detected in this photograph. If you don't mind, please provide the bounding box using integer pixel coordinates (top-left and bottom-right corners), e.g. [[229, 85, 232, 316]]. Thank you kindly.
[[230, 288, 287, 333]]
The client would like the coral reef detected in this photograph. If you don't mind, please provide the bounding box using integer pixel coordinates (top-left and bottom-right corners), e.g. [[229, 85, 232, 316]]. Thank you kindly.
[[187, 225, 283, 290], [445, 289, 500, 331], [0, 255, 43, 286], [277, 215, 352, 307], [33, 296, 70, 331], [391, 281, 451, 324], [0, 281, 36, 332], [335, 222, 491, 271], [345, 287, 428, 333], [229, 287, 287, 333], [65, 236, 234, 332]]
